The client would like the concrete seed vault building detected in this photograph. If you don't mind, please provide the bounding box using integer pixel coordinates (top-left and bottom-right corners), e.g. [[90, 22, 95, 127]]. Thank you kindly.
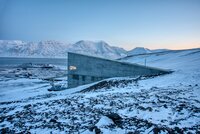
[[67, 52, 171, 88]]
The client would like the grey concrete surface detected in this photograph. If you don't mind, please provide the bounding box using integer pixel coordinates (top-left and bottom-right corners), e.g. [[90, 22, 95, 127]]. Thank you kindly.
[[68, 52, 171, 88]]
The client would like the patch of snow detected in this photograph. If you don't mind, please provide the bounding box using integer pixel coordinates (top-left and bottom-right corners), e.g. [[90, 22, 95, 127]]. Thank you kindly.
[[95, 116, 114, 127]]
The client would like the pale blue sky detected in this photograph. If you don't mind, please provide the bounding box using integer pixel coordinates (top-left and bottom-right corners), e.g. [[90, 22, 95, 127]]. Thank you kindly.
[[0, 0, 199, 50]]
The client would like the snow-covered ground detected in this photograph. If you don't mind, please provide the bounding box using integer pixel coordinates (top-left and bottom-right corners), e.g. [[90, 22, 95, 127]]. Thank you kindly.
[[0, 48, 200, 133]]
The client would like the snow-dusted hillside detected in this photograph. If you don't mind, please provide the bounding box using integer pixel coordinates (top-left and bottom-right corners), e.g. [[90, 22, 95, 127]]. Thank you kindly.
[[122, 48, 200, 71], [0, 48, 199, 133], [127, 47, 169, 56], [0, 40, 126, 59]]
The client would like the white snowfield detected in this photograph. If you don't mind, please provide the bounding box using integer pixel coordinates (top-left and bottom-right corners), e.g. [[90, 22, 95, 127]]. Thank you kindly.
[[0, 48, 200, 133], [122, 48, 200, 87]]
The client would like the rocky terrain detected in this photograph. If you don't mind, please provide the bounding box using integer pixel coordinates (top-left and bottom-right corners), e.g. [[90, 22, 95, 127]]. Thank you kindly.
[[0, 78, 199, 133]]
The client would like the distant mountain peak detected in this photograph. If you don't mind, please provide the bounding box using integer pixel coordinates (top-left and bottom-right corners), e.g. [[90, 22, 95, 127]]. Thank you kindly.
[[75, 40, 108, 45], [70, 40, 126, 58], [127, 47, 152, 56], [75, 40, 93, 44]]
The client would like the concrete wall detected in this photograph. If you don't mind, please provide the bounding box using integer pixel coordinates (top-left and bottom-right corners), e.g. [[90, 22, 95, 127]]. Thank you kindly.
[[68, 52, 170, 88]]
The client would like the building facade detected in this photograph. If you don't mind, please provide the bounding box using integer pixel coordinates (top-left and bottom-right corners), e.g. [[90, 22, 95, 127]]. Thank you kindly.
[[68, 52, 170, 88]]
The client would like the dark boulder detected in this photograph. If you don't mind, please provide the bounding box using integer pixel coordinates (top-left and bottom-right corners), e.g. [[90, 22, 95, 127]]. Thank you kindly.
[[89, 126, 101, 134], [49, 119, 57, 123], [105, 113, 123, 128]]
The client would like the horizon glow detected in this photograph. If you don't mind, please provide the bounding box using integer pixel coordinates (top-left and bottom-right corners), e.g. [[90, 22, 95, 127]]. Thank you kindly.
[[0, 0, 199, 50]]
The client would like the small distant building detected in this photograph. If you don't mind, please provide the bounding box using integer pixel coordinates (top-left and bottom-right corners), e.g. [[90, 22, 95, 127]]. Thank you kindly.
[[67, 52, 170, 88]]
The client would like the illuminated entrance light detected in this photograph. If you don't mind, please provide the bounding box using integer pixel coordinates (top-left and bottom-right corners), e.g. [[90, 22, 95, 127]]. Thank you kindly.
[[69, 66, 77, 70]]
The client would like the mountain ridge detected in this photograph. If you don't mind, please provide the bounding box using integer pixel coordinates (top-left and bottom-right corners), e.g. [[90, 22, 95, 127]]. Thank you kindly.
[[0, 40, 126, 59], [0, 40, 179, 59]]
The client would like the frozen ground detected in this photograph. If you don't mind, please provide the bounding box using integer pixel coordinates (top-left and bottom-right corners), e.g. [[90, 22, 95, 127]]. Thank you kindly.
[[0, 48, 200, 134]]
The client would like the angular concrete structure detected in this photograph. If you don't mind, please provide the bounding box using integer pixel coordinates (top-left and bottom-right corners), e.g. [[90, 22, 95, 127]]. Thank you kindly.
[[68, 52, 171, 88]]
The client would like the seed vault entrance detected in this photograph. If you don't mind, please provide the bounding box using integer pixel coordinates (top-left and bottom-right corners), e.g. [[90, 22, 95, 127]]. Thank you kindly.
[[67, 52, 170, 88]]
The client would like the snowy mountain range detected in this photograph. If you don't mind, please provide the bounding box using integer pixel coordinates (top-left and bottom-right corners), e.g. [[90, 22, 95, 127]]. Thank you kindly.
[[127, 47, 169, 56], [0, 40, 170, 59], [0, 40, 127, 59]]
